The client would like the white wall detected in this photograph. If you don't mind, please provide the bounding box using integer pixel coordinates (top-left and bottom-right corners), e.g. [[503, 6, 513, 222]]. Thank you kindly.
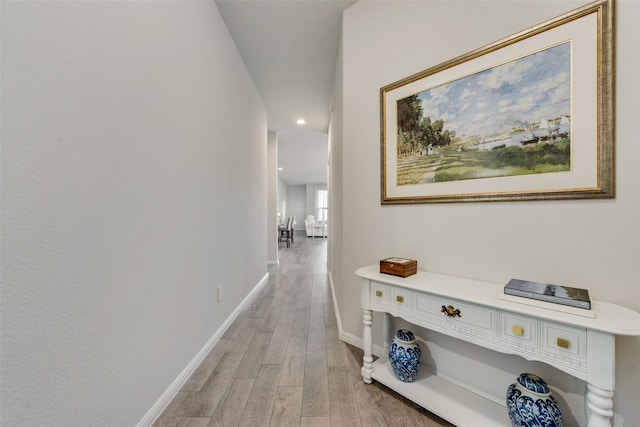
[[1, 2, 267, 426], [287, 185, 306, 231], [328, 29, 344, 304], [267, 131, 279, 263], [333, 1, 640, 425]]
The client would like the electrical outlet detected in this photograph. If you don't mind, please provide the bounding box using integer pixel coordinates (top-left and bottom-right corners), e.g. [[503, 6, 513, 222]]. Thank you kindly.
[[217, 285, 223, 303]]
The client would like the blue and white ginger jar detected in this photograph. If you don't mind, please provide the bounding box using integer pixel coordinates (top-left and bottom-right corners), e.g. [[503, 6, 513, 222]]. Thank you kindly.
[[506, 373, 563, 427], [389, 329, 421, 382]]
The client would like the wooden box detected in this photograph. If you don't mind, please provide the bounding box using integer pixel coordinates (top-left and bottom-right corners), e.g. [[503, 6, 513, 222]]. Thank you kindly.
[[380, 257, 417, 278]]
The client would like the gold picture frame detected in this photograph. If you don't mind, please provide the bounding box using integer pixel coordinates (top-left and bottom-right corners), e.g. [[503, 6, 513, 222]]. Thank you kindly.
[[381, 0, 614, 204]]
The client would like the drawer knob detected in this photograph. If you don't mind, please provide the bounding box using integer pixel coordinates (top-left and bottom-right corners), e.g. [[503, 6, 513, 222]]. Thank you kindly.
[[512, 325, 524, 336], [375, 290, 383, 297], [396, 295, 404, 303], [557, 338, 570, 349], [441, 305, 461, 318]]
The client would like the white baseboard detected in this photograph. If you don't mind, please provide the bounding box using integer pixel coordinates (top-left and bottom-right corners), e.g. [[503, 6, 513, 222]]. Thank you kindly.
[[339, 329, 386, 358], [136, 272, 270, 427], [327, 272, 344, 334]]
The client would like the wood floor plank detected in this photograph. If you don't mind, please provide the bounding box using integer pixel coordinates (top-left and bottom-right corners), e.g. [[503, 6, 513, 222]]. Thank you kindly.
[[276, 301, 297, 326], [285, 334, 308, 357], [290, 308, 310, 338], [207, 379, 254, 427], [306, 318, 326, 354], [179, 359, 243, 417], [328, 366, 361, 427], [279, 355, 306, 388], [262, 328, 291, 365], [301, 351, 329, 417], [258, 303, 284, 333], [262, 307, 296, 364], [249, 295, 275, 320], [323, 289, 339, 327], [229, 317, 261, 354], [270, 386, 303, 426], [300, 417, 331, 427], [211, 351, 244, 379], [306, 293, 326, 356], [221, 310, 251, 340], [233, 332, 272, 379], [180, 340, 231, 392], [239, 364, 282, 427], [354, 377, 405, 427], [152, 391, 189, 427], [325, 327, 349, 367], [178, 417, 211, 427], [279, 335, 307, 387], [295, 281, 313, 309], [175, 374, 233, 417]]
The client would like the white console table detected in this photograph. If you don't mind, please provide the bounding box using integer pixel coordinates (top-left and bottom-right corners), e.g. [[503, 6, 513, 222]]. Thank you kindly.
[[356, 266, 640, 427]]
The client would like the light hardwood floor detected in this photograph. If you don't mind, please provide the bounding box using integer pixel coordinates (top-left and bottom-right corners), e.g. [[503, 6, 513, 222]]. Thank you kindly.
[[153, 232, 454, 427]]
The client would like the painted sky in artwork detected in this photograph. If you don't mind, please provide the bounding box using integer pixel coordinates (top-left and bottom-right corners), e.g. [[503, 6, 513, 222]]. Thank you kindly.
[[417, 42, 571, 138]]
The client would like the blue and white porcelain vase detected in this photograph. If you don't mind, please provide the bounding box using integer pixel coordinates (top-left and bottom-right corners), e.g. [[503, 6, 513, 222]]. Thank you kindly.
[[506, 373, 563, 427], [389, 329, 421, 382]]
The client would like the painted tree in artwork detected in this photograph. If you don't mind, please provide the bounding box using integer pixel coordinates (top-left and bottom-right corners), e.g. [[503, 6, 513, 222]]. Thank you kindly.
[[397, 94, 422, 132], [396, 95, 422, 156], [397, 94, 455, 156]]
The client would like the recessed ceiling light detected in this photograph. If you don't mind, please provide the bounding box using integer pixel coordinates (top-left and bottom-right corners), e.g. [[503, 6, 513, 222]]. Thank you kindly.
[[296, 118, 306, 125], [278, 167, 283, 171]]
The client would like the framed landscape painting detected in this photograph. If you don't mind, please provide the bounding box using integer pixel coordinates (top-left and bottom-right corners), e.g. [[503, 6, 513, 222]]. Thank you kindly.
[[381, 0, 614, 204]]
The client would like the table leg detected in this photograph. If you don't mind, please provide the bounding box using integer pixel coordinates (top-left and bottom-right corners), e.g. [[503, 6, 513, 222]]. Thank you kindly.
[[382, 312, 392, 354], [362, 309, 373, 384], [586, 384, 613, 427]]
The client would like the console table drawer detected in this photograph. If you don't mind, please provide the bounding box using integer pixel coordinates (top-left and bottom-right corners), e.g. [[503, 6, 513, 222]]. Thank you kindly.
[[502, 312, 537, 345], [391, 288, 411, 308], [542, 321, 586, 359], [416, 294, 496, 332], [371, 282, 390, 307], [370, 283, 412, 311]]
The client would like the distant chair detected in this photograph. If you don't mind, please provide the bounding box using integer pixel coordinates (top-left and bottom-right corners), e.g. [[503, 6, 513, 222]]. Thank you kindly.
[[279, 217, 294, 248], [290, 216, 296, 244], [278, 219, 288, 245]]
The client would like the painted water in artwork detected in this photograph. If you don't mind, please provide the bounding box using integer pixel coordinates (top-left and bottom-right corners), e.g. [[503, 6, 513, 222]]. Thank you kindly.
[[396, 42, 571, 186]]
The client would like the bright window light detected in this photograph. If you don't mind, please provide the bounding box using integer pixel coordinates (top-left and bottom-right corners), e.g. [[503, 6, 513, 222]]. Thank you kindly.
[[316, 190, 328, 222]]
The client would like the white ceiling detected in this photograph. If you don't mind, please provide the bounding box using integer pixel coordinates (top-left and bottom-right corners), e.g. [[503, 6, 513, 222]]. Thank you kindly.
[[216, 0, 355, 185]]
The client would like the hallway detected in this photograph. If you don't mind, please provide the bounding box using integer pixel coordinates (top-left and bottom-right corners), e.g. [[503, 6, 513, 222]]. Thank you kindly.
[[153, 232, 452, 426]]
